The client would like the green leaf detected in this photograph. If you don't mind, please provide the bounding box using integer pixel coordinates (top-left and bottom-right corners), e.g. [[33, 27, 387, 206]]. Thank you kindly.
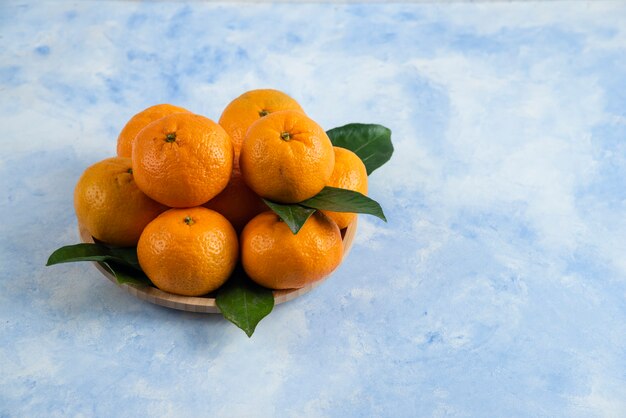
[[99, 245, 142, 271], [216, 267, 275, 337], [101, 261, 152, 287], [327, 123, 393, 175], [300, 186, 387, 222], [46, 243, 142, 271], [262, 199, 316, 234]]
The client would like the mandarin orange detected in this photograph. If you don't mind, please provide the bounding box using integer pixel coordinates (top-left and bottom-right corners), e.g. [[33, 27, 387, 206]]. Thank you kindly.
[[241, 211, 343, 290], [137, 207, 238, 296], [116, 104, 191, 158], [219, 89, 304, 162], [322, 147, 368, 229], [203, 166, 267, 232], [132, 113, 233, 208], [239, 110, 334, 203], [74, 157, 167, 247]]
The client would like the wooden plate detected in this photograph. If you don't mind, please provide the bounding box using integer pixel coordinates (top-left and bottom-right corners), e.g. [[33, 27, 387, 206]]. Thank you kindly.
[[79, 219, 357, 313]]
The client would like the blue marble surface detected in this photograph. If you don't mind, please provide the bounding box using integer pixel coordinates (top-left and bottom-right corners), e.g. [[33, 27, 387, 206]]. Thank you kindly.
[[2, 1, 626, 416]]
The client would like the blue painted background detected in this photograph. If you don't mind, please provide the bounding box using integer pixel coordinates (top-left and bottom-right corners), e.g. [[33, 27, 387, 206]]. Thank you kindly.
[[1, 1, 626, 416]]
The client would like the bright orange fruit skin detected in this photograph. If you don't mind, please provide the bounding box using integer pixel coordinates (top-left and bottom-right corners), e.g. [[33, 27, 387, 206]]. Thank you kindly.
[[74, 157, 167, 247], [241, 211, 343, 290], [116, 104, 191, 158], [137, 207, 239, 296], [211, 89, 303, 227], [239, 110, 335, 203], [132, 113, 233, 208], [322, 147, 369, 229], [218, 89, 304, 162], [203, 166, 267, 232]]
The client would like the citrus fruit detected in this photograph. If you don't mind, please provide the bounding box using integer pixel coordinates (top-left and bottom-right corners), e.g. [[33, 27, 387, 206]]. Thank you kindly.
[[132, 113, 233, 208], [241, 211, 343, 290], [211, 89, 304, 227], [116, 104, 191, 158], [322, 147, 368, 229], [137, 207, 238, 296], [203, 166, 267, 232], [218, 89, 304, 161], [239, 110, 335, 203], [74, 157, 166, 247]]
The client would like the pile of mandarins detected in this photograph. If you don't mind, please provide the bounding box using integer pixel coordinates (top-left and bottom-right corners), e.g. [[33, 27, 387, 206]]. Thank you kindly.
[[74, 89, 368, 296]]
